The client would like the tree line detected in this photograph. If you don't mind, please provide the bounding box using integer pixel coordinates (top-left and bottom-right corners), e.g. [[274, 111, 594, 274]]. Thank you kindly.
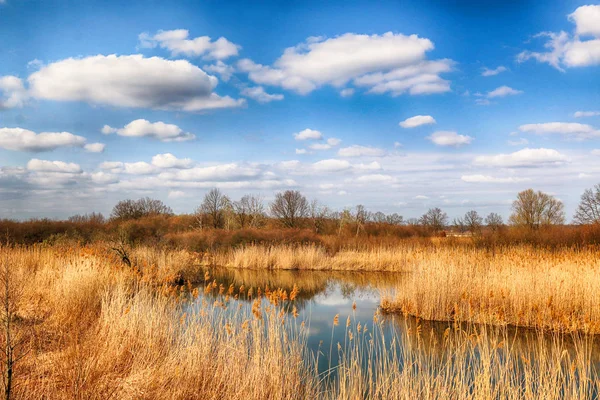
[[106, 184, 600, 231]]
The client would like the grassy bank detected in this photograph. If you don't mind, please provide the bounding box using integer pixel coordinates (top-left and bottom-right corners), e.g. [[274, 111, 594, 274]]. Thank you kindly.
[[380, 245, 600, 334]]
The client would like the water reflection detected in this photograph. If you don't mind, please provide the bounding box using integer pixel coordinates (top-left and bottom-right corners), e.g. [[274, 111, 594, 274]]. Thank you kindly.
[[190, 267, 600, 381]]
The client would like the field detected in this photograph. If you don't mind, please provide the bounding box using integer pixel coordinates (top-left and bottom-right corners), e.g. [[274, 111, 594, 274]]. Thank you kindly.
[[0, 239, 599, 399]]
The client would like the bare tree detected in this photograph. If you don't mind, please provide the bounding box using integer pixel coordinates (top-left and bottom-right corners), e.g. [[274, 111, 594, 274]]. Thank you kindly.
[[372, 212, 387, 223], [270, 190, 309, 228], [110, 197, 173, 220], [0, 250, 28, 400], [337, 209, 353, 236], [386, 213, 404, 225], [197, 189, 231, 229], [233, 195, 265, 228], [68, 212, 105, 224], [509, 189, 565, 229], [309, 200, 329, 234], [573, 184, 600, 225], [485, 213, 504, 232], [452, 217, 467, 233], [354, 205, 369, 236], [420, 208, 448, 232], [463, 210, 483, 233]]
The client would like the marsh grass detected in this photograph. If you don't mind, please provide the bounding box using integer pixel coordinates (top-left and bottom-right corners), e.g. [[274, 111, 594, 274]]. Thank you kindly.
[[380, 245, 600, 334], [0, 244, 599, 398]]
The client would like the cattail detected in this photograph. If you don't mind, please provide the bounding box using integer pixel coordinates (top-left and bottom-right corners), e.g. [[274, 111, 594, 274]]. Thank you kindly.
[[352, 301, 357, 311]]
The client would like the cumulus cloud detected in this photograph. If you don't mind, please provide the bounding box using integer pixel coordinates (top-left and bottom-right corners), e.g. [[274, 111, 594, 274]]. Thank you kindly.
[[399, 115, 436, 128], [84, 143, 105, 153], [160, 163, 262, 182], [507, 138, 529, 146], [238, 32, 453, 95], [203, 61, 235, 81], [339, 88, 355, 97], [241, 86, 284, 103], [0, 128, 87, 152], [574, 110, 600, 118], [168, 190, 187, 199], [461, 174, 530, 183], [0, 76, 28, 109], [427, 131, 472, 147], [517, 5, 600, 70], [139, 29, 240, 59], [519, 122, 600, 139], [28, 54, 245, 111], [355, 174, 395, 183], [295, 149, 307, 155], [123, 162, 156, 175], [102, 119, 195, 142], [592, 149, 600, 156], [27, 159, 82, 173], [151, 153, 193, 169], [312, 159, 352, 172], [473, 148, 568, 167], [481, 66, 507, 76], [338, 145, 386, 157], [294, 129, 323, 140], [487, 86, 523, 98]]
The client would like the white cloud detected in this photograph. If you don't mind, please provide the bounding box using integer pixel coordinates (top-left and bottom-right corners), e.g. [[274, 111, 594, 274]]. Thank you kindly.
[[461, 174, 530, 183], [481, 66, 507, 76], [354, 161, 382, 171], [241, 86, 284, 103], [592, 149, 600, 156], [99, 161, 124, 173], [487, 86, 523, 98], [160, 163, 262, 182], [28, 54, 244, 111], [399, 115, 436, 128], [294, 128, 323, 141], [309, 143, 332, 151], [473, 148, 568, 168], [238, 32, 453, 96], [340, 88, 355, 97], [27, 159, 82, 173], [427, 131, 472, 147], [507, 138, 529, 146], [84, 143, 105, 153], [312, 159, 352, 172], [415, 195, 429, 200], [295, 148, 307, 155], [0, 76, 28, 109], [91, 171, 118, 184], [168, 190, 187, 199], [102, 119, 195, 142], [519, 122, 599, 139], [203, 61, 235, 81], [139, 29, 240, 59], [151, 153, 194, 169], [570, 5, 600, 37], [327, 138, 342, 146], [574, 110, 600, 118], [0, 128, 86, 152], [518, 5, 600, 70], [123, 162, 156, 175], [338, 145, 386, 157], [355, 174, 395, 183]]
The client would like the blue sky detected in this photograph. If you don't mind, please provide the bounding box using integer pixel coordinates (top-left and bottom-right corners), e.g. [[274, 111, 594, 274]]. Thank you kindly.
[[1, 0, 599, 220]]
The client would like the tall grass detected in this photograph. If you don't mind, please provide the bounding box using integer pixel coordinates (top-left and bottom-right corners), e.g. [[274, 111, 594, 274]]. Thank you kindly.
[[381, 245, 600, 334], [1, 244, 599, 398]]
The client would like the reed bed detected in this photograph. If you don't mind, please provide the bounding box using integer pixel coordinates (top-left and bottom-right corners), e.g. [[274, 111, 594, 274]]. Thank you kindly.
[[216, 244, 418, 271], [381, 245, 600, 334], [1, 244, 599, 398]]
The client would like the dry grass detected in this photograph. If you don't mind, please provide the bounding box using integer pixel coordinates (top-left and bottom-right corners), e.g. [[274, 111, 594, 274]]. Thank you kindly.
[[381, 245, 600, 334], [1, 243, 599, 398], [1, 244, 318, 399], [215, 244, 421, 271]]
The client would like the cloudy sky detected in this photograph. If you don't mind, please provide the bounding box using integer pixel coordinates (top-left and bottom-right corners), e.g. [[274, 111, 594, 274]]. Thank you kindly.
[[1, 0, 600, 220]]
